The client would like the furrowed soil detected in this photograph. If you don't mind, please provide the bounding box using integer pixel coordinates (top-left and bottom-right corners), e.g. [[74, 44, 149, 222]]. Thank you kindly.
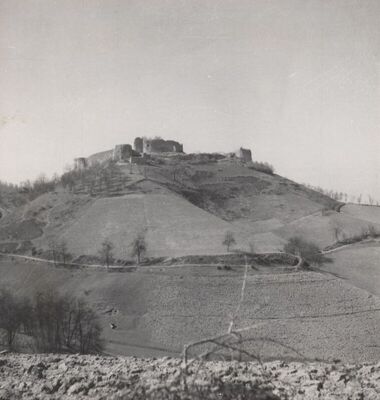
[[1, 258, 380, 363]]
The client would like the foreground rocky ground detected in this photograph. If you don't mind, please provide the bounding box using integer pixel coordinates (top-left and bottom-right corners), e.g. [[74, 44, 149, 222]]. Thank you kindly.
[[0, 354, 379, 399]]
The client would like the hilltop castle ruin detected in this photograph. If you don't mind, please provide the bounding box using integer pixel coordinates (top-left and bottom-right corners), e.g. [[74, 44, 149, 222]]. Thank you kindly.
[[74, 137, 251, 168]]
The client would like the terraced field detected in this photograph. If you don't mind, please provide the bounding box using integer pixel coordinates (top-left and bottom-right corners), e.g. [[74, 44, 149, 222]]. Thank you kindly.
[[1, 258, 379, 363]]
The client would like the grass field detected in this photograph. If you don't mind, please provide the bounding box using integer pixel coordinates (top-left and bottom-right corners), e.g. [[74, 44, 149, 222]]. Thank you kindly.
[[274, 209, 380, 248], [341, 204, 380, 224], [322, 243, 380, 297], [59, 191, 245, 258], [1, 258, 379, 363]]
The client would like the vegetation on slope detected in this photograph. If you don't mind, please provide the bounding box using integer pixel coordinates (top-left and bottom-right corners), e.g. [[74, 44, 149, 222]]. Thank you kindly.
[[0, 154, 346, 260]]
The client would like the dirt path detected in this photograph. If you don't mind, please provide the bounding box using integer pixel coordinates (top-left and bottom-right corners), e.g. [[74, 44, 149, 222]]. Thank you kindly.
[[0, 253, 108, 269], [0, 251, 302, 270]]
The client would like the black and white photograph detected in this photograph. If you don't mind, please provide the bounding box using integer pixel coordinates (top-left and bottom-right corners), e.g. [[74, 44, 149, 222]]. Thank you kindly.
[[1, 1, 380, 398]]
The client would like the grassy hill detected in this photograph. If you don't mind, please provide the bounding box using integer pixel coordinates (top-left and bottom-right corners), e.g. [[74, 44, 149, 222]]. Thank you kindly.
[[341, 203, 380, 224], [0, 157, 344, 259]]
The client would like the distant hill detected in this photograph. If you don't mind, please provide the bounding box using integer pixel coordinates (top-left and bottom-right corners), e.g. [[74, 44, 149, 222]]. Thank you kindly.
[[0, 154, 355, 259]]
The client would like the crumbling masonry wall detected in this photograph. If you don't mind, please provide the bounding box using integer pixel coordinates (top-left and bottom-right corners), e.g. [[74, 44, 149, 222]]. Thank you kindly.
[[113, 144, 133, 162], [134, 137, 183, 154], [235, 148, 252, 162]]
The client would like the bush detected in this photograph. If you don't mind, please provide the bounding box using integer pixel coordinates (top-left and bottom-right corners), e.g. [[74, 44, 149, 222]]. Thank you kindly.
[[284, 237, 324, 265]]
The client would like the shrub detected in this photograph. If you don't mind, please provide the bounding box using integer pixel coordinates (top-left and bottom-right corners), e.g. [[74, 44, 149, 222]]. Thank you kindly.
[[284, 237, 324, 265]]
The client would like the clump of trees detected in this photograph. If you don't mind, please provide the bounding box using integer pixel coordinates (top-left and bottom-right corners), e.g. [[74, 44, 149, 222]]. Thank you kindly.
[[0, 289, 102, 353], [0, 174, 59, 208], [223, 231, 236, 252], [304, 184, 348, 202], [284, 236, 325, 266], [20, 174, 59, 200], [48, 239, 71, 266], [61, 160, 125, 196]]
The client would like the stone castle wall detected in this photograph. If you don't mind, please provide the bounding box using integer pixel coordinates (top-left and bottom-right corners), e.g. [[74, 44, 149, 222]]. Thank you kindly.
[[75, 137, 252, 168], [235, 147, 252, 162], [133, 137, 183, 154], [86, 150, 114, 166]]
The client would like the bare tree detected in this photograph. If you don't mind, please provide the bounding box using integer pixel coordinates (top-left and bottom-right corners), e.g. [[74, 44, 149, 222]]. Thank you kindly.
[[131, 233, 147, 265], [0, 289, 23, 349], [333, 226, 342, 242], [58, 239, 69, 266], [48, 239, 59, 266], [32, 291, 102, 353], [223, 231, 236, 252], [99, 239, 114, 269]]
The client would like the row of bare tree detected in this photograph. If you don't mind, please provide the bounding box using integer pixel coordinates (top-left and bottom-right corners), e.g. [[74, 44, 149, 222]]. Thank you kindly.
[[98, 233, 147, 267], [46, 232, 148, 268], [305, 183, 379, 205]]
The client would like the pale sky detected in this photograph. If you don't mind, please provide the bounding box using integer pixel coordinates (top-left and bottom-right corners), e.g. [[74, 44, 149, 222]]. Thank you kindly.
[[1, 0, 380, 200]]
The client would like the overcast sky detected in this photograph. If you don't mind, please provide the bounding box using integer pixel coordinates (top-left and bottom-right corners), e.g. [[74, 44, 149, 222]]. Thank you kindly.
[[1, 0, 380, 200]]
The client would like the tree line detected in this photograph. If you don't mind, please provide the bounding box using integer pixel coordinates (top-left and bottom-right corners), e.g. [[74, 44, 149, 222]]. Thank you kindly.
[[304, 183, 379, 206]]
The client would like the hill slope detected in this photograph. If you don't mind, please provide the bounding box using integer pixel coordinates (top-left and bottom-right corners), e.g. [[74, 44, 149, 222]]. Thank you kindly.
[[0, 158, 344, 259]]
